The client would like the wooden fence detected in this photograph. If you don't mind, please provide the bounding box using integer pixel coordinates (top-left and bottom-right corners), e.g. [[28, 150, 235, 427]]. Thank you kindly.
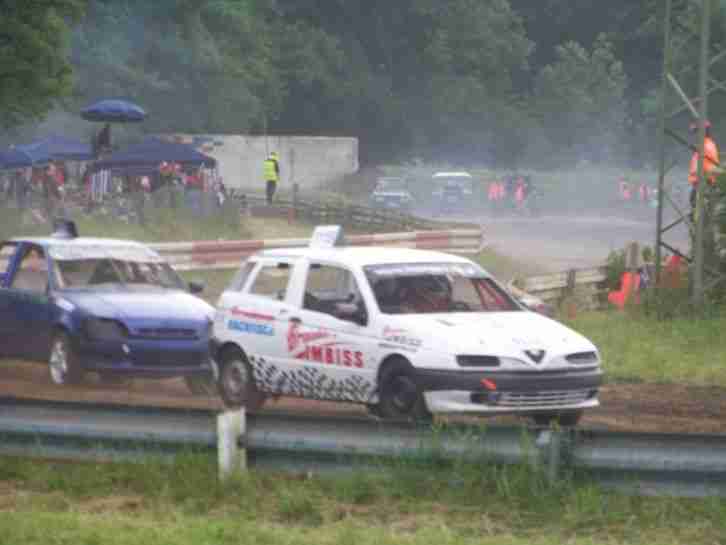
[[228, 190, 447, 232], [511, 267, 609, 311]]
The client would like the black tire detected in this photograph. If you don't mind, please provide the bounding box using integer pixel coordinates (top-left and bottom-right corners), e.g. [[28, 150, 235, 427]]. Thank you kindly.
[[531, 410, 583, 427], [376, 359, 431, 421], [184, 375, 216, 396], [98, 374, 131, 387], [217, 347, 266, 411], [48, 331, 83, 385], [366, 404, 384, 418]]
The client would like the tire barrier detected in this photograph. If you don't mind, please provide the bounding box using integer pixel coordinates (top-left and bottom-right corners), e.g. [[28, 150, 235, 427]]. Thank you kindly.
[[150, 228, 486, 271]]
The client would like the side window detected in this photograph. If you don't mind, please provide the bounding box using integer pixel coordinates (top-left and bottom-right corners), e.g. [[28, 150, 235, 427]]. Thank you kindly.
[[304, 264, 366, 319], [249, 262, 291, 301], [229, 261, 256, 292], [10, 246, 48, 293], [0, 243, 18, 276]]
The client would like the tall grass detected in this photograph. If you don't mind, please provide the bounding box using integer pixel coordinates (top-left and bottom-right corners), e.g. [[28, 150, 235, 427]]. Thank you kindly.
[[1, 453, 725, 545], [566, 311, 726, 385]]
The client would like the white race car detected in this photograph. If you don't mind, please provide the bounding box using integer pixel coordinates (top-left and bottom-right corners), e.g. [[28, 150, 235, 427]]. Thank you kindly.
[[213, 226, 602, 425]]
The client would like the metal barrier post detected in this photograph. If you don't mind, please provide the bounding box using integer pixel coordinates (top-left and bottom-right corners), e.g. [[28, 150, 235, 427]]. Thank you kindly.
[[217, 409, 247, 481], [536, 429, 564, 484]]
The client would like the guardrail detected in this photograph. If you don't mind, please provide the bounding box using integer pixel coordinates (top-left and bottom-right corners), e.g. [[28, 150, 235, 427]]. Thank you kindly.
[[513, 267, 608, 310], [1, 397, 725, 497], [150, 228, 486, 271]]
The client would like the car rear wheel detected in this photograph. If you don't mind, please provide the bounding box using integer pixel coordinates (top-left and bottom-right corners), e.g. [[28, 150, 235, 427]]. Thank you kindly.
[[376, 359, 431, 421], [185, 375, 216, 396], [218, 348, 266, 411], [48, 332, 83, 385], [531, 410, 583, 427]]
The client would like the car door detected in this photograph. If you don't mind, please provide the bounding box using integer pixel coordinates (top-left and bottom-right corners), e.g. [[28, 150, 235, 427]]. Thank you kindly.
[[4, 244, 55, 360], [283, 261, 378, 403], [0, 242, 20, 354], [222, 258, 296, 392]]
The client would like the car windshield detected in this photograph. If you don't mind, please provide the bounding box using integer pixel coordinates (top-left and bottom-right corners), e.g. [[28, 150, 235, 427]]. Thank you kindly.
[[365, 263, 520, 315], [436, 178, 472, 191], [55, 258, 184, 290], [376, 178, 406, 191]]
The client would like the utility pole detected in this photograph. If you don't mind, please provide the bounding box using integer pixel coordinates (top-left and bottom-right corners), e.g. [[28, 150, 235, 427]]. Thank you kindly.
[[655, 0, 724, 305]]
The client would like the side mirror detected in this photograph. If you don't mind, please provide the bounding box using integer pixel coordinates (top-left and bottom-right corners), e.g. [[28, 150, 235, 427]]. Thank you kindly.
[[189, 280, 205, 294], [335, 302, 367, 326]]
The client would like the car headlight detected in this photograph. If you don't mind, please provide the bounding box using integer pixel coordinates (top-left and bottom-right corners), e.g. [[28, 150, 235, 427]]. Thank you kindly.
[[84, 318, 128, 341]]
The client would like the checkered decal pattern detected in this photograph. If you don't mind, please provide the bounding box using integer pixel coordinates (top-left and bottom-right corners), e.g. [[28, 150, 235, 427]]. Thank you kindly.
[[249, 355, 374, 403]]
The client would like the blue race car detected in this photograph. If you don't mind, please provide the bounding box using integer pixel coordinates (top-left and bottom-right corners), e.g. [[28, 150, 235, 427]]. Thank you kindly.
[[0, 220, 217, 392]]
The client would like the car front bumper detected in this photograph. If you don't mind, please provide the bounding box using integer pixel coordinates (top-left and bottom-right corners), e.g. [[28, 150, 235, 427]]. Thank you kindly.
[[75, 337, 217, 379], [415, 368, 603, 414]]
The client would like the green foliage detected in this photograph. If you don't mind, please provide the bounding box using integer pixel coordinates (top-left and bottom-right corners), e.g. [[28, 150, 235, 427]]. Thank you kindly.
[[533, 34, 628, 163], [73, 0, 280, 134], [0, 0, 85, 128], [605, 248, 627, 291]]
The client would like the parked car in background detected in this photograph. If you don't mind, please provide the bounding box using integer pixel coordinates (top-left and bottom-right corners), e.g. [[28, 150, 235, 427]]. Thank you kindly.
[[213, 225, 603, 426], [0, 220, 217, 394], [431, 172, 474, 214], [370, 177, 414, 211]]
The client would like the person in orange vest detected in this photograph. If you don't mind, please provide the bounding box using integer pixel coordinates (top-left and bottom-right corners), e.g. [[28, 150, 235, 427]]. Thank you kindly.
[[619, 180, 631, 202], [688, 120, 720, 213]]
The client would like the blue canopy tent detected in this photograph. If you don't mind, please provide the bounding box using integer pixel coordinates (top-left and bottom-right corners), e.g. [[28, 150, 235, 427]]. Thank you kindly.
[[0, 147, 51, 169], [94, 137, 216, 175], [19, 135, 93, 162]]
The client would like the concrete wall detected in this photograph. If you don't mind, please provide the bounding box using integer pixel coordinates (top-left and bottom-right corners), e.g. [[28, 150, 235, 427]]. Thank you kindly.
[[166, 134, 359, 192]]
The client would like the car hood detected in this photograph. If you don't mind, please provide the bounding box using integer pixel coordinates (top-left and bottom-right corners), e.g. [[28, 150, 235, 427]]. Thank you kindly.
[[381, 311, 597, 367], [63, 289, 214, 323]]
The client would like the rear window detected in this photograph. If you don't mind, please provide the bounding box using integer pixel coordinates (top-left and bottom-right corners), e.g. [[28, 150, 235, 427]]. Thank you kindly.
[[228, 261, 256, 292], [249, 262, 291, 301]]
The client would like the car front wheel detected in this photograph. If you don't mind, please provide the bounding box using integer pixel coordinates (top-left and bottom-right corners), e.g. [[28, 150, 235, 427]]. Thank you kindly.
[[376, 360, 431, 421], [48, 332, 83, 385], [217, 348, 266, 411]]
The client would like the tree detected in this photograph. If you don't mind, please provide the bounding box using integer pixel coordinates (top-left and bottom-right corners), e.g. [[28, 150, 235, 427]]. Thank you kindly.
[[72, 0, 280, 135], [0, 0, 85, 128], [533, 34, 628, 163], [272, 0, 532, 162]]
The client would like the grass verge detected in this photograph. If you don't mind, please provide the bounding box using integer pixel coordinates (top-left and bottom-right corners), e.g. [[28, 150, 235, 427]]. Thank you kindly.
[[0, 455, 726, 545], [1, 454, 725, 545], [565, 311, 726, 386]]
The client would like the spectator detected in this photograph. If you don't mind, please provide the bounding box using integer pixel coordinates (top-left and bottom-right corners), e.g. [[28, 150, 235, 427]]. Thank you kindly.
[[184, 166, 204, 215], [263, 151, 280, 205]]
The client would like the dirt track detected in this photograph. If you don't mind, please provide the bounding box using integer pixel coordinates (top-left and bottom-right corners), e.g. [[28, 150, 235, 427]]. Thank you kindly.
[[2, 361, 725, 434], [471, 211, 690, 272]]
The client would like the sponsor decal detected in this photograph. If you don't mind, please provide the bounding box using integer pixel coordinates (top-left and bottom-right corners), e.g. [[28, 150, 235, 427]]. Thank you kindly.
[[287, 322, 363, 368], [366, 263, 484, 279], [228, 319, 274, 336], [382, 326, 422, 348], [230, 307, 274, 321]]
